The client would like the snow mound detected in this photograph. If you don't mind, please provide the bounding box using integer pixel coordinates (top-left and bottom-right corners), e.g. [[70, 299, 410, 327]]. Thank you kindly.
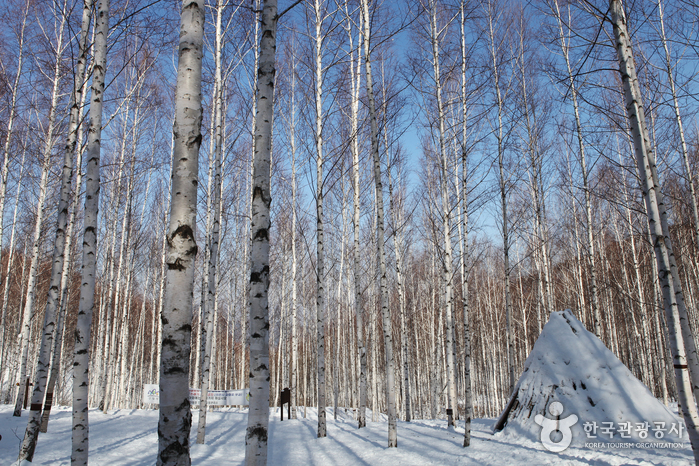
[[494, 309, 686, 446]]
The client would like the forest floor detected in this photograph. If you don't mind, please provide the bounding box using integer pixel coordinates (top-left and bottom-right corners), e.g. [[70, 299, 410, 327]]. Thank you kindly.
[[0, 404, 693, 465]]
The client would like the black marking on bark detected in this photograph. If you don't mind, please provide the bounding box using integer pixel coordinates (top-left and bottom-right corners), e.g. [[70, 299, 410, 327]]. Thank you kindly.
[[189, 133, 202, 149], [168, 258, 186, 271], [164, 366, 186, 375], [247, 426, 268, 443], [254, 228, 269, 241], [581, 381, 586, 390], [250, 272, 261, 283], [587, 396, 595, 407], [173, 224, 195, 242]]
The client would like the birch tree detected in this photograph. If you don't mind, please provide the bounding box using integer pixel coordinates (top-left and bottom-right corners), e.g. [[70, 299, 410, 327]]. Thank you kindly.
[[459, 0, 472, 446], [341, 0, 367, 429], [72, 0, 107, 462], [19, 0, 93, 457], [197, 0, 225, 444], [312, 0, 328, 439], [245, 0, 281, 462], [361, 0, 397, 447], [609, 0, 699, 461], [157, 0, 204, 463]]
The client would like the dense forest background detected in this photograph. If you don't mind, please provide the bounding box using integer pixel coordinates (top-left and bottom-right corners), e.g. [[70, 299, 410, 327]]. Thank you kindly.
[[0, 0, 698, 429]]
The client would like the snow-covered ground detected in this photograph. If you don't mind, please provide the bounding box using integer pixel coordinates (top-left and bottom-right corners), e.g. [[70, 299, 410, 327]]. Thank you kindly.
[[0, 404, 692, 465]]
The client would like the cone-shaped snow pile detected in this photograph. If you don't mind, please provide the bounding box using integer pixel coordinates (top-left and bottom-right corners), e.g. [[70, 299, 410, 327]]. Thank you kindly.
[[494, 309, 686, 447]]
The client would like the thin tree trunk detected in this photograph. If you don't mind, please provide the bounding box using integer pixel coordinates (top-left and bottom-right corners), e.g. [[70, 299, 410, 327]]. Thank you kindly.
[[345, 3, 366, 429], [313, 0, 328, 439], [197, 0, 224, 443], [609, 1, 699, 461], [459, 1, 472, 446], [71, 0, 107, 461], [19, 0, 92, 454], [361, 0, 397, 446]]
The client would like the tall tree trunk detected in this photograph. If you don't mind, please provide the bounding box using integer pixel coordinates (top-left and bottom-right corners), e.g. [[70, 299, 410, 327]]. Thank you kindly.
[[72, 0, 107, 461], [459, 1, 472, 446], [344, 2, 366, 429], [655, 0, 699, 403], [313, 0, 328, 439], [19, 0, 92, 456], [428, 0, 458, 426], [361, 0, 397, 447], [609, 1, 699, 461], [197, 0, 224, 443], [157, 0, 204, 464], [245, 0, 276, 463], [289, 36, 299, 420]]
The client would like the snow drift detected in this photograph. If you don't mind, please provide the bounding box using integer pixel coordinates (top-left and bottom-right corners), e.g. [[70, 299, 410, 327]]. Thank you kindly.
[[494, 309, 686, 446]]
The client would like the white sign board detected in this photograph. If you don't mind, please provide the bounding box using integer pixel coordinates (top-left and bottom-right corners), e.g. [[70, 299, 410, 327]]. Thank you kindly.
[[143, 384, 159, 404], [225, 389, 250, 406], [143, 385, 249, 406]]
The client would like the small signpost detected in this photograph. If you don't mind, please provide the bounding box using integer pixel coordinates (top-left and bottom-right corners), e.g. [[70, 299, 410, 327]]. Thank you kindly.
[[280, 387, 290, 421], [23, 378, 32, 409]]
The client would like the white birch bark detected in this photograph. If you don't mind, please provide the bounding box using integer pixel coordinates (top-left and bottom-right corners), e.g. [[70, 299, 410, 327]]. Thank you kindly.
[[157, 0, 204, 463], [72, 0, 108, 461], [19, 0, 92, 456], [245, 0, 276, 463], [459, 1, 472, 446], [343, 2, 367, 429], [426, 0, 458, 426], [655, 0, 699, 403], [312, 0, 328, 439], [391, 163, 411, 423], [197, 0, 224, 443], [42, 37, 92, 430], [609, 1, 699, 460], [361, 0, 397, 446], [289, 37, 299, 420]]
